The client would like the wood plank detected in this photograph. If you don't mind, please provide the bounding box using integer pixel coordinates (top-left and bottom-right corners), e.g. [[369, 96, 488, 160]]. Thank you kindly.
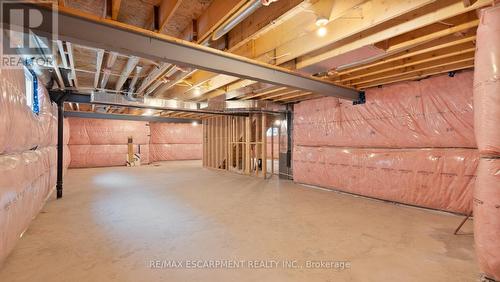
[[272, 0, 437, 66], [111, 0, 121, 20], [241, 86, 288, 100], [115, 56, 139, 91], [261, 114, 267, 179], [296, 2, 486, 70], [66, 42, 78, 87], [357, 60, 475, 89], [352, 54, 474, 86], [158, 0, 182, 33], [336, 34, 476, 75], [339, 45, 476, 83], [197, 0, 248, 43], [94, 49, 104, 88]]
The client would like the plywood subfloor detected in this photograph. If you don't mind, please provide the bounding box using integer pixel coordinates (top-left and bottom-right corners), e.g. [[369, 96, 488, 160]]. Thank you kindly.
[[0, 161, 477, 282]]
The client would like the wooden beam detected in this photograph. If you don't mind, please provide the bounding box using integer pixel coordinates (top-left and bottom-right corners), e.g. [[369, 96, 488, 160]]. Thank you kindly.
[[296, 1, 487, 70], [337, 34, 476, 75], [273, 91, 313, 102], [339, 45, 476, 83], [357, 60, 475, 89], [195, 79, 256, 101], [66, 42, 78, 87], [196, 0, 248, 43], [228, 0, 306, 51], [158, 0, 182, 33], [56, 40, 68, 68], [241, 86, 288, 100], [352, 53, 474, 87], [115, 56, 140, 91], [260, 89, 301, 100], [128, 66, 143, 94], [136, 62, 171, 95], [94, 49, 104, 89], [261, 0, 437, 66], [181, 75, 240, 101], [111, 0, 121, 20], [280, 93, 320, 103], [100, 51, 117, 89]]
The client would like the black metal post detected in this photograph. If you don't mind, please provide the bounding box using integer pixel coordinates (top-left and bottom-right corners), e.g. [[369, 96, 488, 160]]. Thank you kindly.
[[56, 99, 64, 199]]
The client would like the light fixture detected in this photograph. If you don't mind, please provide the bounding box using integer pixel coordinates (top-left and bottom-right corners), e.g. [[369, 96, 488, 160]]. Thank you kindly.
[[274, 119, 281, 126], [315, 16, 328, 27], [191, 121, 199, 126], [317, 26, 327, 37], [193, 86, 202, 96], [315, 16, 328, 37], [142, 109, 154, 116]]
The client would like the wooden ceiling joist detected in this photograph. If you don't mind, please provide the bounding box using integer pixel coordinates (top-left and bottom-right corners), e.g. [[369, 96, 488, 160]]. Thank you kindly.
[[351, 53, 474, 87], [297, 1, 487, 71], [94, 49, 104, 89], [100, 51, 117, 89], [111, 0, 121, 20], [338, 45, 476, 83], [136, 62, 171, 95], [115, 56, 139, 91], [241, 86, 288, 100], [336, 34, 476, 75], [357, 60, 474, 89], [158, 0, 182, 33]]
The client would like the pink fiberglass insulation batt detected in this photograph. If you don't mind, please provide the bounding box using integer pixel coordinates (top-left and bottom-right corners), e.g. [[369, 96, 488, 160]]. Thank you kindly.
[[294, 71, 475, 148], [0, 68, 65, 265], [68, 118, 150, 145], [150, 122, 203, 144], [150, 143, 202, 162], [474, 6, 500, 156], [0, 70, 58, 154], [293, 146, 478, 214], [149, 123, 203, 162], [473, 6, 500, 282], [473, 158, 500, 280], [0, 147, 58, 265], [69, 144, 150, 168]]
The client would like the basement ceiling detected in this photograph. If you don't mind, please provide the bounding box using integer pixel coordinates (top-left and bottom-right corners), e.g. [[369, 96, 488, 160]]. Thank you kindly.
[[29, 0, 487, 117]]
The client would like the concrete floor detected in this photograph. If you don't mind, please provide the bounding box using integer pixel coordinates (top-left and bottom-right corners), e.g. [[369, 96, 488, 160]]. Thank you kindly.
[[0, 161, 477, 282]]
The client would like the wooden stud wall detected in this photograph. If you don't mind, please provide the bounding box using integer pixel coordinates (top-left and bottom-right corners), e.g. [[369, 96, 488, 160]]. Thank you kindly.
[[203, 114, 272, 178]]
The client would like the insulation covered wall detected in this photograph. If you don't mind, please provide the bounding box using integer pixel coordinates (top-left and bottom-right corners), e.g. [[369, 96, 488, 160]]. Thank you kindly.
[[68, 118, 150, 145], [67, 118, 150, 168], [150, 122, 202, 144], [472, 6, 500, 281], [294, 146, 477, 214], [293, 71, 477, 215], [294, 71, 475, 148], [69, 144, 149, 168], [149, 122, 202, 162], [0, 70, 58, 154], [0, 69, 62, 265], [150, 143, 202, 161]]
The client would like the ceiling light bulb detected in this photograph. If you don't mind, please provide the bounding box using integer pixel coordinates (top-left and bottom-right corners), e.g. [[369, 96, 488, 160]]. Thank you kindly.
[[192, 121, 199, 126], [274, 120, 281, 126], [193, 86, 202, 96], [315, 16, 328, 27], [317, 26, 327, 37]]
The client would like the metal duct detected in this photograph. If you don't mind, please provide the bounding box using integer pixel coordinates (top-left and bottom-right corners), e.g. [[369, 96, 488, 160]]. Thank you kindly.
[[89, 91, 286, 114], [212, 0, 264, 41]]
